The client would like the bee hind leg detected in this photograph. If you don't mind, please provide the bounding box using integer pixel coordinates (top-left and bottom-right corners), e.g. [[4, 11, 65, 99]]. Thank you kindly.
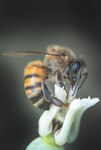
[[42, 80, 69, 108], [51, 97, 70, 108]]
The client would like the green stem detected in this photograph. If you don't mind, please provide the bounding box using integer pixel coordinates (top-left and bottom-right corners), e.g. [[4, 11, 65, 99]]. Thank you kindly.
[[43, 133, 56, 145]]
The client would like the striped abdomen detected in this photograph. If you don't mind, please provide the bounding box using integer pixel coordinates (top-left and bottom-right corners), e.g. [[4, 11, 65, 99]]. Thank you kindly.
[[24, 60, 50, 110]]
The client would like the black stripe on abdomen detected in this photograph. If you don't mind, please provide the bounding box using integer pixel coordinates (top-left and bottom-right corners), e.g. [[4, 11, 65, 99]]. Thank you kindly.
[[24, 73, 40, 80], [38, 100, 50, 110], [25, 82, 41, 90], [29, 91, 43, 104]]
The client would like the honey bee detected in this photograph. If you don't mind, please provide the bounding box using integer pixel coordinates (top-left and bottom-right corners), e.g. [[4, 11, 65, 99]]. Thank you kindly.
[[3, 45, 88, 110], [24, 60, 68, 110]]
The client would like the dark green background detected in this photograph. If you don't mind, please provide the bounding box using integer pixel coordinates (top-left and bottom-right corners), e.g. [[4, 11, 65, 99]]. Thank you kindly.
[[0, 1, 101, 150]]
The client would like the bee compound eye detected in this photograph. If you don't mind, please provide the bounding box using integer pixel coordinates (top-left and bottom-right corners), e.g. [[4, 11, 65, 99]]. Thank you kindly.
[[66, 65, 70, 76], [72, 61, 81, 74]]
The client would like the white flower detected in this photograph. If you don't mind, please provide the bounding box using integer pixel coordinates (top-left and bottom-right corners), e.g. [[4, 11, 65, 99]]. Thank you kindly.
[[38, 84, 99, 146]]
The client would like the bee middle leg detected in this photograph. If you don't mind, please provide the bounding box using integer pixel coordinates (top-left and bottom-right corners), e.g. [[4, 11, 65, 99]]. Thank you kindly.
[[42, 80, 69, 108], [56, 69, 68, 99]]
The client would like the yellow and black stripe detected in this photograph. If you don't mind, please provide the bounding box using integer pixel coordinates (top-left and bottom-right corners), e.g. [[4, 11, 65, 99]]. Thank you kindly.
[[24, 60, 50, 110]]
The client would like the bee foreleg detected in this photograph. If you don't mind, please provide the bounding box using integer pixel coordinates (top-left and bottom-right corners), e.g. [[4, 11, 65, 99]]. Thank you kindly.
[[56, 69, 68, 99]]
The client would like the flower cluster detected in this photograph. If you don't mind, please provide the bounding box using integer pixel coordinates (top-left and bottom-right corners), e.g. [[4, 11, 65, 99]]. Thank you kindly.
[[26, 83, 99, 150]]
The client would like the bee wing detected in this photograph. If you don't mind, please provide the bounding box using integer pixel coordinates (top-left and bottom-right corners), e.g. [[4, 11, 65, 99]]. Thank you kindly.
[[2, 51, 59, 57]]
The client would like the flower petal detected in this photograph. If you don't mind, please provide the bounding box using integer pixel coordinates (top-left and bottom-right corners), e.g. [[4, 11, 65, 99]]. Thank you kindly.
[[55, 97, 100, 145], [55, 84, 67, 103], [67, 85, 78, 103], [54, 99, 84, 145], [68, 97, 100, 143], [38, 84, 67, 137], [38, 105, 60, 137]]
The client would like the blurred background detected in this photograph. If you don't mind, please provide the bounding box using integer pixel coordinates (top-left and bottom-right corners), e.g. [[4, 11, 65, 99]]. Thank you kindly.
[[0, 1, 101, 150]]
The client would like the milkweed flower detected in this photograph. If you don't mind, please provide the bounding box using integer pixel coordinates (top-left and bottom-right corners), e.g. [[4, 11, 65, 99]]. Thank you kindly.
[[39, 84, 99, 145], [26, 83, 99, 149]]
